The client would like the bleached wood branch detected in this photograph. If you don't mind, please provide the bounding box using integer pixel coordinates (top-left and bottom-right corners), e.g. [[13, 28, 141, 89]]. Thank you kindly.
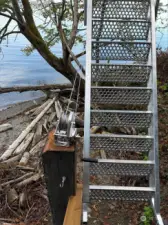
[[0, 123, 13, 133], [1, 172, 34, 187], [13, 133, 34, 155], [0, 97, 56, 161], [16, 173, 42, 188]]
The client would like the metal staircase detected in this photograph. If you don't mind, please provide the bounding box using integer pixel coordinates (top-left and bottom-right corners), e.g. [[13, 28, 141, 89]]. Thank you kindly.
[[83, 0, 164, 224]]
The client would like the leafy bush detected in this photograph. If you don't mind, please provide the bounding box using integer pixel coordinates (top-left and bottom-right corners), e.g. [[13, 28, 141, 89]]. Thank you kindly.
[[157, 48, 168, 84]]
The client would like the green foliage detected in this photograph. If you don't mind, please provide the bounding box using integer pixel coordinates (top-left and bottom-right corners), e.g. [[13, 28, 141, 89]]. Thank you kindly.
[[21, 45, 35, 56], [22, 0, 85, 55], [142, 153, 148, 161], [140, 206, 154, 225]]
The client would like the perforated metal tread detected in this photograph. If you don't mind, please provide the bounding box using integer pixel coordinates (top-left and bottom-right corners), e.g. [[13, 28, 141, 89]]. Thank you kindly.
[[91, 110, 152, 128], [90, 159, 154, 176], [91, 64, 151, 83], [90, 134, 153, 153], [92, 0, 150, 20], [91, 87, 152, 105], [90, 186, 155, 201], [92, 41, 151, 62], [92, 20, 150, 40]]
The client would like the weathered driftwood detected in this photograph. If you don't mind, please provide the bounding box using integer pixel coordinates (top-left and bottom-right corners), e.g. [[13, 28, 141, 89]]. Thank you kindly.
[[25, 105, 41, 115], [100, 150, 107, 159], [14, 133, 34, 155], [32, 99, 51, 116], [7, 188, 18, 204], [91, 126, 101, 134], [32, 124, 42, 147], [1, 172, 34, 187], [29, 137, 47, 156], [43, 118, 49, 133], [3, 154, 22, 164], [16, 165, 35, 171], [0, 97, 55, 161], [19, 152, 30, 166], [0, 124, 13, 133], [55, 100, 62, 118], [16, 173, 42, 188], [48, 112, 56, 123], [0, 84, 72, 94], [19, 192, 27, 208]]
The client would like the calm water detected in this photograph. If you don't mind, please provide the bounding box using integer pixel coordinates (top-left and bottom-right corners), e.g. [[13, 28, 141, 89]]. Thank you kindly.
[[0, 31, 167, 108], [0, 35, 85, 108]]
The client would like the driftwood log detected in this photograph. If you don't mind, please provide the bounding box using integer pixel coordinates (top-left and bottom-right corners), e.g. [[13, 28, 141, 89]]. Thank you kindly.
[[0, 98, 56, 161], [0, 123, 13, 133], [0, 84, 72, 94]]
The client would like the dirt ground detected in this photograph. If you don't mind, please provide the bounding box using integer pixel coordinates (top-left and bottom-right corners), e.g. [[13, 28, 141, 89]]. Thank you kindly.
[[0, 91, 168, 225]]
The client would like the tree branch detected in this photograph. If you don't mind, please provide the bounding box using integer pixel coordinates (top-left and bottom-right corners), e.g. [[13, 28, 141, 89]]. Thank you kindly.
[[68, 0, 79, 49], [70, 50, 86, 61], [11, 0, 25, 25], [0, 84, 72, 94], [0, 12, 20, 24], [0, 31, 20, 43]]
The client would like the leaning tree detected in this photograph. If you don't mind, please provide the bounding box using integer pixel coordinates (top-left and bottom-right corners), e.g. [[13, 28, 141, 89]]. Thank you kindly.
[[0, 0, 85, 91]]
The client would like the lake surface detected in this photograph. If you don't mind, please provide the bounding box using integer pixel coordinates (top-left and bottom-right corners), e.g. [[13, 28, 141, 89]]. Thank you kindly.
[[0, 31, 167, 109]]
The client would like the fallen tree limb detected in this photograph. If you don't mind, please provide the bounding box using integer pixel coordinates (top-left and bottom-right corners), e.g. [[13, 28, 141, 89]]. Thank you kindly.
[[29, 137, 47, 156], [1, 172, 34, 187], [0, 84, 72, 94], [3, 154, 22, 164], [16, 165, 35, 171], [32, 99, 51, 116], [14, 133, 34, 155], [19, 152, 30, 166], [16, 173, 42, 188], [31, 124, 42, 147], [0, 123, 13, 133], [0, 97, 56, 161]]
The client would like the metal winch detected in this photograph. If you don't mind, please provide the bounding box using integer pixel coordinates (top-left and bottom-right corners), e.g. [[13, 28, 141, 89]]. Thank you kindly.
[[54, 111, 77, 147]]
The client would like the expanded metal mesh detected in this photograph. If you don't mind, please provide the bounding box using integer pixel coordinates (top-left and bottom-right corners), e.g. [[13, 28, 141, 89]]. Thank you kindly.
[[90, 162, 153, 176], [90, 188, 154, 201], [92, 20, 150, 40], [91, 87, 152, 105], [92, 0, 150, 20], [91, 64, 151, 83], [90, 135, 153, 152], [91, 111, 152, 128], [92, 42, 151, 62]]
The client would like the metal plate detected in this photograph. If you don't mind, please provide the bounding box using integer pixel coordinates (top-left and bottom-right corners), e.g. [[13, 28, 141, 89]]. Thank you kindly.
[[90, 186, 155, 201], [92, 0, 150, 20], [90, 134, 153, 152], [91, 110, 152, 128], [92, 20, 150, 40], [90, 160, 154, 176], [91, 64, 151, 83], [92, 41, 151, 62], [91, 87, 152, 105]]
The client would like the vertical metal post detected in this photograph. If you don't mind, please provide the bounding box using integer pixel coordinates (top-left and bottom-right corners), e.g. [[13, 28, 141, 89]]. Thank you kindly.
[[83, 0, 92, 222], [150, 0, 161, 215]]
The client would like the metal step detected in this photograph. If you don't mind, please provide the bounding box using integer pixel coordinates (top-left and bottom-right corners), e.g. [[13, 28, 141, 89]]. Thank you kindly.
[[92, 0, 150, 20], [90, 134, 153, 153], [92, 20, 150, 40], [91, 87, 152, 105], [91, 110, 152, 128], [91, 64, 152, 84], [90, 185, 155, 201], [92, 41, 151, 62], [90, 159, 154, 176]]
